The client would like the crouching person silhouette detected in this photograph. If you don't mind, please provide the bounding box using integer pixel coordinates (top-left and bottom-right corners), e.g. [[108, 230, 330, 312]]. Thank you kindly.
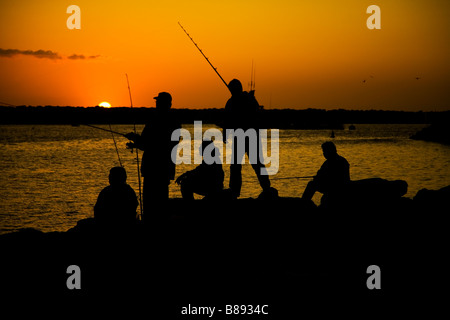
[[302, 141, 350, 207], [94, 166, 138, 226], [176, 140, 224, 200]]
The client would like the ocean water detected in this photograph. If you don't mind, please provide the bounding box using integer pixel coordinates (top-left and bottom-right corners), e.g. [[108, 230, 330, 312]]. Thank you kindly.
[[0, 123, 449, 234]]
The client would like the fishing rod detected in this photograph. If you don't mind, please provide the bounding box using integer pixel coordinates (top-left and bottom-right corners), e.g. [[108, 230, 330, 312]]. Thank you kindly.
[[126, 74, 143, 220], [0, 101, 15, 106], [80, 124, 124, 166], [271, 176, 315, 181], [178, 22, 230, 93], [109, 123, 123, 167], [249, 59, 256, 92], [81, 123, 127, 137]]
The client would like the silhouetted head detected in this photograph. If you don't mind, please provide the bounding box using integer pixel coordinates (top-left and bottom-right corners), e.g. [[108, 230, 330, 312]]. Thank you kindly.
[[321, 141, 337, 159], [109, 166, 127, 185], [228, 79, 243, 96], [154, 92, 172, 111]]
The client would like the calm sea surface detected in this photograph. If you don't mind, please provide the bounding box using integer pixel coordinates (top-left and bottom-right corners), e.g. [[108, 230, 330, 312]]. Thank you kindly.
[[1, 124, 449, 234]]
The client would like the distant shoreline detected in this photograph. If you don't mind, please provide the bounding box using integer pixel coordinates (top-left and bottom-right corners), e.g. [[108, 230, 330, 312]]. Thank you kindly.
[[1, 106, 448, 128]]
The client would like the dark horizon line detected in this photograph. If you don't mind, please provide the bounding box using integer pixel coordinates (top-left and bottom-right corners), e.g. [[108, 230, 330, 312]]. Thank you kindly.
[[1, 105, 449, 128], [1, 105, 449, 113]]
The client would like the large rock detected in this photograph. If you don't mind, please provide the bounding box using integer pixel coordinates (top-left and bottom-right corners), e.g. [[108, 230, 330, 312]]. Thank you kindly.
[[319, 178, 410, 211], [0, 194, 445, 313], [411, 123, 450, 145], [413, 185, 450, 211]]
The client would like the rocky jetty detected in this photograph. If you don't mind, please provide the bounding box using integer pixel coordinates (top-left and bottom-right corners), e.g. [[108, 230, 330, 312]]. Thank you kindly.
[[1, 185, 448, 314], [411, 123, 450, 145]]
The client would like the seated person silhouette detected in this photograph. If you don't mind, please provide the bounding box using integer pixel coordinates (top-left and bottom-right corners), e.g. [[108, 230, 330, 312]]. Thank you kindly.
[[94, 166, 138, 225], [302, 141, 350, 205], [175, 140, 224, 200]]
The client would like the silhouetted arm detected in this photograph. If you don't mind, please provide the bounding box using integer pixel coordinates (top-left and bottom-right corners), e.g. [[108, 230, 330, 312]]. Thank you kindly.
[[222, 98, 234, 143], [125, 126, 147, 150]]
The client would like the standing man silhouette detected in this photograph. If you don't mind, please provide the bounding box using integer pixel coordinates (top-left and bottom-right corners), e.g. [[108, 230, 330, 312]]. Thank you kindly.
[[125, 92, 180, 220], [222, 79, 271, 198]]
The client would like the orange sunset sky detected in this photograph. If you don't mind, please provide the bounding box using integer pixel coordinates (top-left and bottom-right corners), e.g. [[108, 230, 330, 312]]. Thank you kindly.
[[0, 0, 449, 111]]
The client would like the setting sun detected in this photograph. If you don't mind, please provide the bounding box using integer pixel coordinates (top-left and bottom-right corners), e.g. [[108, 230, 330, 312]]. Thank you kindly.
[[0, 1, 449, 111], [98, 102, 111, 108]]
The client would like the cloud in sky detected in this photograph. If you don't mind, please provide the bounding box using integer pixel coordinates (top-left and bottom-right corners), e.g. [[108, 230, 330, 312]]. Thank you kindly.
[[0, 48, 62, 59], [0, 49, 100, 60], [67, 54, 101, 60]]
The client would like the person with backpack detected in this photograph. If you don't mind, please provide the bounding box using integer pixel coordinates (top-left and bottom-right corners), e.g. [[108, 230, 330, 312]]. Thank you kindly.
[[222, 79, 271, 198]]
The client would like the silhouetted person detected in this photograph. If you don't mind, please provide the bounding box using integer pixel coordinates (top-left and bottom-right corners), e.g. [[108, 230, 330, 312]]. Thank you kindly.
[[94, 166, 138, 225], [222, 79, 271, 198], [176, 140, 224, 200], [125, 92, 181, 220], [302, 141, 350, 204]]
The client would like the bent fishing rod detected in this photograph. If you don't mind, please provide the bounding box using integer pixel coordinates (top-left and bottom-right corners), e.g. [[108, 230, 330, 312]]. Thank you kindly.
[[126, 74, 143, 220], [178, 22, 230, 93], [80, 124, 124, 166], [108, 123, 123, 167], [80, 108, 142, 218], [80, 123, 127, 137]]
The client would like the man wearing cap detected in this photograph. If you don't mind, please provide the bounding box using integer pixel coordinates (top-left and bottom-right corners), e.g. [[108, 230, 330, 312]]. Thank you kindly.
[[125, 92, 180, 220]]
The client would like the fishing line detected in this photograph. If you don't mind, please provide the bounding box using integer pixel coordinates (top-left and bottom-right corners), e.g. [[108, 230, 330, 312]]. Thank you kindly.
[[109, 123, 123, 167], [271, 176, 315, 181], [81, 123, 126, 136]]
